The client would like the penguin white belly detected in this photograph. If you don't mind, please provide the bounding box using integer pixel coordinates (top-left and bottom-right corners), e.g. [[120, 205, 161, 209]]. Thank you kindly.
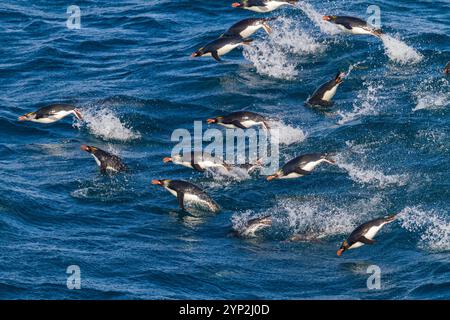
[[321, 85, 338, 101], [247, 6, 270, 13], [264, 2, 286, 12], [240, 120, 260, 128], [349, 26, 374, 35], [364, 224, 384, 240], [349, 242, 365, 249], [220, 123, 240, 129], [300, 159, 325, 172], [31, 110, 73, 123], [106, 166, 118, 172], [165, 187, 178, 198], [199, 160, 224, 169], [91, 155, 102, 167], [217, 43, 241, 56], [31, 117, 59, 124], [279, 172, 303, 179], [240, 26, 262, 38]]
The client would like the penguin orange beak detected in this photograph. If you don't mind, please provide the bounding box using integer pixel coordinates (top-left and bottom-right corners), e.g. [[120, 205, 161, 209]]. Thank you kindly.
[[163, 157, 172, 163], [232, 2, 242, 8], [322, 16, 331, 21], [80, 145, 90, 152], [151, 179, 163, 186], [207, 118, 217, 124], [18, 115, 27, 121], [267, 174, 277, 181], [337, 248, 344, 256]]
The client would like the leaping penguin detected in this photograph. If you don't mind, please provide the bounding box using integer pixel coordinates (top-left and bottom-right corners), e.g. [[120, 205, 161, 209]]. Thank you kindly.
[[232, 0, 299, 13], [337, 215, 397, 256], [163, 151, 230, 172], [222, 18, 275, 38], [322, 15, 383, 37], [267, 153, 335, 181], [152, 179, 220, 213], [207, 111, 270, 131], [191, 36, 253, 62], [238, 215, 273, 238], [18, 104, 83, 124], [307, 71, 346, 107], [80, 145, 128, 173]]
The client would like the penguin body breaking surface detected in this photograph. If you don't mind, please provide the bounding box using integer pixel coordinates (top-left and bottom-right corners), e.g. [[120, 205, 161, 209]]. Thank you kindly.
[[207, 111, 269, 131], [163, 151, 230, 172], [239, 215, 273, 238], [80, 145, 127, 173], [191, 36, 253, 62], [322, 15, 383, 37], [152, 179, 220, 213], [232, 0, 299, 13], [222, 18, 275, 38], [337, 215, 397, 256], [267, 153, 335, 180], [307, 72, 346, 107], [18, 104, 83, 124]]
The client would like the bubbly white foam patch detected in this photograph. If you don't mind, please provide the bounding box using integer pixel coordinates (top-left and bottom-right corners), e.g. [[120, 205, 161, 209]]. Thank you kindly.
[[269, 120, 307, 146], [74, 106, 141, 142], [243, 16, 326, 79], [380, 34, 423, 65], [335, 152, 409, 189], [398, 207, 450, 251], [413, 77, 449, 112], [337, 80, 383, 125], [296, 2, 342, 35]]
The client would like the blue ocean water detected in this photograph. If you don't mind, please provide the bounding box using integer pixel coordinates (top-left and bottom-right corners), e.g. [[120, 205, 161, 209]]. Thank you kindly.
[[0, 0, 449, 299]]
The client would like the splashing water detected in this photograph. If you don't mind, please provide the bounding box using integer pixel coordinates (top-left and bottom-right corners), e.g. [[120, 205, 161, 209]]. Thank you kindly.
[[337, 80, 383, 125], [243, 16, 326, 79], [296, 2, 342, 35], [398, 207, 450, 251], [269, 120, 307, 146], [74, 106, 141, 142], [380, 34, 423, 65], [413, 77, 450, 111]]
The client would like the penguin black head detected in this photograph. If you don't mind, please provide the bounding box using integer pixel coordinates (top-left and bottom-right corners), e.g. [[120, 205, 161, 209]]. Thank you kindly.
[[322, 15, 337, 22], [207, 116, 223, 124], [18, 112, 36, 121], [337, 240, 350, 256], [152, 179, 170, 187], [80, 145, 98, 154], [191, 47, 205, 58]]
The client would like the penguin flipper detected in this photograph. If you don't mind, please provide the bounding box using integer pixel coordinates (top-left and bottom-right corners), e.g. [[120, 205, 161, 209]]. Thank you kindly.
[[358, 236, 375, 245], [192, 163, 205, 172], [230, 120, 247, 129], [295, 168, 311, 176], [100, 163, 108, 174], [177, 192, 186, 210], [211, 51, 221, 62]]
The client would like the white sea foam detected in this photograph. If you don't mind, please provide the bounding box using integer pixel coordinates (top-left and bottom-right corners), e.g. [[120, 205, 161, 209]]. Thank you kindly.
[[380, 34, 423, 65], [335, 152, 409, 188], [74, 106, 141, 142], [413, 77, 449, 112], [398, 207, 450, 251], [269, 120, 307, 146], [296, 2, 342, 35], [243, 16, 326, 79], [337, 81, 383, 125]]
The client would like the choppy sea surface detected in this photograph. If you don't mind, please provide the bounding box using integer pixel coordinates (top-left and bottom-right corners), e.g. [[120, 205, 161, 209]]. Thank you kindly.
[[0, 0, 449, 299]]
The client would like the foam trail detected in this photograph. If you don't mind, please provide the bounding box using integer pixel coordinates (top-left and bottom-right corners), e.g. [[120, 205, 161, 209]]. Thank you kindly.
[[380, 34, 423, 65], [74, 106, 141, 142], [243, 16, 326, 79], [413, 77, 449, 112], [398, 207, 450, 251], [269, 120, 307, 146], [296, 2, 342, 35], [337, 80, 383, 125]]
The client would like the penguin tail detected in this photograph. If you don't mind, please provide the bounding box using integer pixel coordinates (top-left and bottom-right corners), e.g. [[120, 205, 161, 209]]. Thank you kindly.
[[373, 29, 383, 38], [73, 109, 83, 120]]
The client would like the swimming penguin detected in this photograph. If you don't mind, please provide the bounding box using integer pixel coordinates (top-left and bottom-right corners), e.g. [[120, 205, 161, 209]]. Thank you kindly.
[[207, 111, 270, 131], [18, 104, 83, 124], [337, 215, 397, 256], [267, 153, 335, 181], [322, 15, 383, 37], [191, 36, 253, 62], [163, 151, 230, 172], [444, 61, 450, 74], [80, 145, 127, 173], [232, 0, 299, 13], [238, 215, 273, 238], [151, 179, 220, 213], [307, 71, 346, 107], [222, 18, 275, 38]]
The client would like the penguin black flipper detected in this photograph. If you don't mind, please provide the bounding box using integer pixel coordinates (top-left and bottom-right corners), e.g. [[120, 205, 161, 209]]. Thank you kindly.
[[231, 120, 247, 129], [100, 163, 108, 174], [177, 192, 186, 210], [295, 168, 311, 176], [211, 51, 221, 62], [192, 163, 206, 172], [358, 236, 375, 245]]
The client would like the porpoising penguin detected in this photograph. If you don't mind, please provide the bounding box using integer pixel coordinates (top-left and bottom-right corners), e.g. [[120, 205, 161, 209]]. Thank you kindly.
[[163, 151, 230, 173], [191, 36, 253, 62], [267, 153, 335, 180], [232, 0, 299, 13], [337, 215, 397, 256], [222, 18, 275, 38], [322, 15, 383, 37], [152, 179, 220, 213], [307, 72, 346, 107], [207, 111, 270, 131], [18, 104, 83, 124], [80, 145, 128, 174]]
